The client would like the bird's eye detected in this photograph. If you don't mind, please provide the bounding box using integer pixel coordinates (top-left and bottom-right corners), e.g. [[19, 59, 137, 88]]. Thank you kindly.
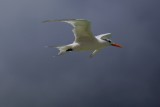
[[106, 39, 111, 43], [108, 40, 111, 43]]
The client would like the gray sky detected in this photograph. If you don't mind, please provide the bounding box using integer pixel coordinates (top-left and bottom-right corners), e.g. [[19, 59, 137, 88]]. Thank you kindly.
[[0, 0, 160, 107]]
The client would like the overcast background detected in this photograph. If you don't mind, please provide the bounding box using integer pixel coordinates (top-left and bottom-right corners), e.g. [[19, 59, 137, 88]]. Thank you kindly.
[[0, 0, 160, 107]]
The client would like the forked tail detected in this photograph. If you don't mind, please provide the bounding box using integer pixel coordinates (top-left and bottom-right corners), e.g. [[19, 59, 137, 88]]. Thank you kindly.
[[45, 45, 72, 56]]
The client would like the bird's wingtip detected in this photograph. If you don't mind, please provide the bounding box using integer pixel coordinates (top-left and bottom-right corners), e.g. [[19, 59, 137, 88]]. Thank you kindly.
[[42, 19, 88, 23], [42, 20, 51, 23], [44, 45, 56, 48]]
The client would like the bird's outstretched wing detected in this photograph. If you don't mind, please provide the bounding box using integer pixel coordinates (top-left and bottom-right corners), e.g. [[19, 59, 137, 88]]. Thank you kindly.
[[43, 19, 96, 43]]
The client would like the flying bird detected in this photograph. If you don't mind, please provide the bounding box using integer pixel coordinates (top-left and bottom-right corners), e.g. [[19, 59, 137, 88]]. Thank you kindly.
[[43, 19, 122, 58]]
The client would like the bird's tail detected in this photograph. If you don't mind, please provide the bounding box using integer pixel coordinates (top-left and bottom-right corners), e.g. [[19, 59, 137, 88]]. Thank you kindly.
[[45, 45, 71, 56]]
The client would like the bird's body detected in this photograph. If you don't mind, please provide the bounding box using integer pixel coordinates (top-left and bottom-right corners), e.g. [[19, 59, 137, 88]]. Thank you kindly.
[[43, 19, 122, 57], [59, 37, 106, 51]]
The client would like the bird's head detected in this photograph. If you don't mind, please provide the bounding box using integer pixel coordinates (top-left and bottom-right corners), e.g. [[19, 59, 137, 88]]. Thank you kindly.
[[102, 38, 122, 48], [98, 33, 122, 48]]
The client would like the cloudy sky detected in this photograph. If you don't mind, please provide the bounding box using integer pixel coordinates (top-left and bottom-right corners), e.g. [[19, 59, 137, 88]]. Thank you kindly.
[[0, 0, 160, 107]]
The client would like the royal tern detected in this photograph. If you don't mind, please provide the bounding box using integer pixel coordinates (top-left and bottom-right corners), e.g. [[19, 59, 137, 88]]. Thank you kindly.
[[43, 19, 122, 58]]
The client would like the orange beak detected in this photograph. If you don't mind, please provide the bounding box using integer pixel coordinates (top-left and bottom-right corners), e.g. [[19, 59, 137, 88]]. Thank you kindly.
[[111, 43, 122, 48]]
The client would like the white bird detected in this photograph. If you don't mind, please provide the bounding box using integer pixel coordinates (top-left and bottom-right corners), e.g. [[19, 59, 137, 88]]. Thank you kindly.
[[43, 19, 122, 58]]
